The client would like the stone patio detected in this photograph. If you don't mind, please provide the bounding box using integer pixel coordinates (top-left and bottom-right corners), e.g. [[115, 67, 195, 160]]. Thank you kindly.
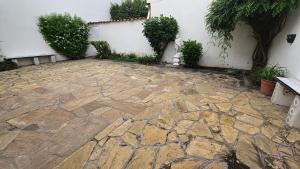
[[0, 59, 299, 169]]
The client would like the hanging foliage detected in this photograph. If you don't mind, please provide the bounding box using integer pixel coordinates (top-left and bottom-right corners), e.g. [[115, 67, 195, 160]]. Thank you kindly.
[[206, 0, 299, 70]]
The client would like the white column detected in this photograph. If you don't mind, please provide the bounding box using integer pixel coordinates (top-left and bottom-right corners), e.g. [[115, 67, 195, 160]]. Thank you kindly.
[[50, 55, 56, 63], [286, 95, 300, 129], [33, 57, 40, 65], [271, 83, 295, 106]]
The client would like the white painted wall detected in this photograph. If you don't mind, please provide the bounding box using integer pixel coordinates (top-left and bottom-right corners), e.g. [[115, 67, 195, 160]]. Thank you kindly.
[[0, 0, 121, 60], [88, 20, 154, 56], [268, 8, 300, 80], [149, 0, 257, 70]]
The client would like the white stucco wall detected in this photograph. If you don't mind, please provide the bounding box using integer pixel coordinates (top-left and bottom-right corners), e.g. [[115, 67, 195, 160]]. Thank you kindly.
[[268, 8, 300, 80], [0, 0, 121, 60], [88, 20, 154, 56], [148, 0, 257, 70]]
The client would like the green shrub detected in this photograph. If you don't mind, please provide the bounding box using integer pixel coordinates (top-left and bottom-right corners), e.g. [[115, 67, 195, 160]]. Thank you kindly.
[[0, 59, 18, 72], [137, 55, 157, 65], [90, 41, 112, 59], [181, 40, 203, 67], [111, 52, 138, 62], [251, 65, 286, 84], [38, 13, 89, 60], [110, 0, 148, 20], [143, 16, 178, 61]]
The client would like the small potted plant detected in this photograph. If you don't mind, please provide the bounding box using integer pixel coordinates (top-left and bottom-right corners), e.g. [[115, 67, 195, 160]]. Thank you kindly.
[[253, 66, 286, 96]]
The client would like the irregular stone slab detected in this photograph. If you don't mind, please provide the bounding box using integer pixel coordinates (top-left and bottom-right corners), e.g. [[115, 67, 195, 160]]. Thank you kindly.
[[183, 112, 200, 121], [149, 114, 175, 130], [98, 138, 134, 169], [201, 111, 220, 133], [0, 130, 20, 151], [109, 119, 132, 137], [216, 103, 232, 113], [261, 124, 278, 139], [185, 101, 200, 111], [54, 141, 96, 169], [236, 141, 261, 169], [221, 125, 238, 144], [187, 120, 213, 138], [233, 104, 262, 118], [141, 125, 168, 145], [220, 114, 235, 126], [186, 137, 227, 159], [127, 147, 156, 169], [287, 131, 300, 143], [122, 132, 138, 147], [174, 120, 194, 134], [179, 135, 189, 143], [171, 160, 204, 169], [90, 106, 112, 116], [94, 118, 124, 141], [155, 143, 185, 169], [207, 161, 228, 169], [234, 121, 259, 135], [128, 120, 146, 135], [7, 107, 51, 128], [254, 135, 278, 155], [89, 146, 102, 161], [236, 114, 263, 127], [167, 131, 178, 142], [61, 95, 99, 111]]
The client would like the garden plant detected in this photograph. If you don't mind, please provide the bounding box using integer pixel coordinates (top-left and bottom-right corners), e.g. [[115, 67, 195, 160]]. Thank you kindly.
[[110, 0, 148, 20], [143, 16, 178, 62], [90, 41, 112, 59], [206, 0, 299, 69], [38, 13, 89, 59], [181, 40, 203, 68]]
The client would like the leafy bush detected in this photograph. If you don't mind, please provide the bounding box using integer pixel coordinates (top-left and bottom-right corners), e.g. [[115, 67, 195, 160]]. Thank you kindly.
[[181, 40, 203, 67], [90, 41, 112, 59], [143, 16, 178, 61], [0, 59, 18, 72], [251, 66, 286, 83], [137, 55, 157, 65], [110, 0, 148, 20], [38, 13, 89, 59]]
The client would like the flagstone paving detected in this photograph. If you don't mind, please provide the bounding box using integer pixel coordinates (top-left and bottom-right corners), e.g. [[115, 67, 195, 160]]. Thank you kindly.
[[0, 59, 299, 169]]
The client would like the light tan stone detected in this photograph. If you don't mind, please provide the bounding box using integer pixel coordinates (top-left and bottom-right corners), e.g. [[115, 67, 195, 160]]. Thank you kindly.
[[201, 111, 220, 132], [98, 137, 109, 147], [216, 103, 232, 113], [95, 118, 124, 140], [236, 141, 262, 169], [220, 114, 235, 126], [234, 121, 259, 135], [185, 101, 200, 111], [61, 95, 98, 111], [109, 120, 132, 137], [54, 141, 96, 169], [0, 131, 20, 151], [186, 137, 227, 159], [221, 125, 238, 144], [167, 131, 177, 142], [128, 120, 146, 135], [236, 114, 263, 127], [287, 131, 300, 143], [149, 114, 175, 130], [261, 124, 278, 139], [171, 160, 204, 169], [179, 135, 189, 143], [98, 138, 134, 169], [155, 143, 185, 169], [174, 120, 194, 134], [122, 132, 138, 146], [89, 146, 102, 161], [127, 147, 156, 169], [183, 112, 199, 121], [210, 96, 230, 102], [187, 120, 213, 138], [90, 106, 112, 116], [207, 161, 228, 169], [141, 125, 168, 145], [233, 104, 262, 118], [254, 135, 277, 155]]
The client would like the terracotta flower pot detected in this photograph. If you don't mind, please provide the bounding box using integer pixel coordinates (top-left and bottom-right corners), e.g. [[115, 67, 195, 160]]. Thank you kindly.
[[260, 79, 276, 96]]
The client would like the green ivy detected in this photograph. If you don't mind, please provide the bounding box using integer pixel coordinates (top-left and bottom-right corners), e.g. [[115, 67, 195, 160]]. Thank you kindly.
[[143, 16, 178, 61], [110, 0, 148, 20], [38, 13, 89, 60], [206, 0, 299, 69], [181, 40, 203, 68]]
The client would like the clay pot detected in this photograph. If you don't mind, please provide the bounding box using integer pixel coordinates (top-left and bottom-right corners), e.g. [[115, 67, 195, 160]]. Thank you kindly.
[[260, 79, 276, 96]]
